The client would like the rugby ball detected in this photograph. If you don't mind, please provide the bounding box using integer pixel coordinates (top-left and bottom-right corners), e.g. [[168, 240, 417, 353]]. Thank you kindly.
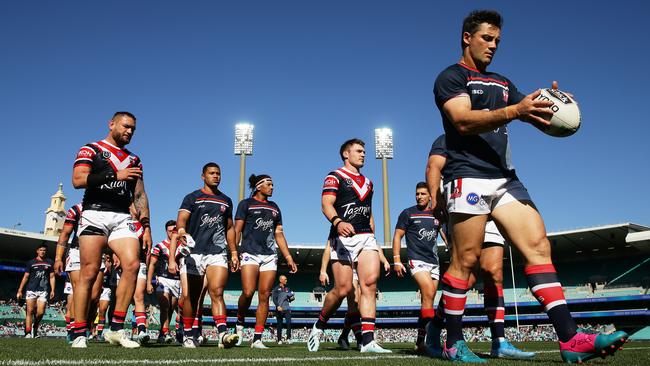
[[534, 88, 581, 137]]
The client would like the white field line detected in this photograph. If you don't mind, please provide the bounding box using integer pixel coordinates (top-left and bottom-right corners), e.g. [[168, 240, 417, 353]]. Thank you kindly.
[[1, 347, 649, 366], [0, 355, 420, 366]]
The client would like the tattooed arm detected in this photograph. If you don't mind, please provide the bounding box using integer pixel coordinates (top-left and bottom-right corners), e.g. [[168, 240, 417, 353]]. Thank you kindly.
[[134, 178, 152, 252]]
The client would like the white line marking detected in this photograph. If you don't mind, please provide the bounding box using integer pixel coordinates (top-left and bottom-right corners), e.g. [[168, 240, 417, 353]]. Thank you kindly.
[[2, 347, 649, 365], [0, 355, 420, 366]]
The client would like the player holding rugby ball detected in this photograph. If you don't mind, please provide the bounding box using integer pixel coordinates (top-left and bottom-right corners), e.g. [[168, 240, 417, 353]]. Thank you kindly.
[[432, 9, 627, 363]]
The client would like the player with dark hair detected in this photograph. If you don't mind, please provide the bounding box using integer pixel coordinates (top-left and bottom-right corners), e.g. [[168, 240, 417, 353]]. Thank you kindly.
[[432, 10, 627, 362], [71, 111, 151, 348], [168, 162, 240, 349], [425, 134, 535, 359], [392, 181, 447, 354], [308, 138, 390, 353], [235, 173, 297, 349], [147, 220, 181, 344], [16, 244, 55, 338]]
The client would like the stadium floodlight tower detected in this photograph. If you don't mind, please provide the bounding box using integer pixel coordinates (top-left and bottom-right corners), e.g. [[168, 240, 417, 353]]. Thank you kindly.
[[234, 123, 254, 202], [375, 127, 393, 247]]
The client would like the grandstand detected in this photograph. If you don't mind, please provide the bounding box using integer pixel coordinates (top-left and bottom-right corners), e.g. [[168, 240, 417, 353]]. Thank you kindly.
[[0, 223, 648, 340]]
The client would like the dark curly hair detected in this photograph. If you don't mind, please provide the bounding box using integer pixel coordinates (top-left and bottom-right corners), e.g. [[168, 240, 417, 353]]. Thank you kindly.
[[461, 10, 502, 49]]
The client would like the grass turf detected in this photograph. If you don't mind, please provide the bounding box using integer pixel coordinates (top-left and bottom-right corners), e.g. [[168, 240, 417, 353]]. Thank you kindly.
[[0, 339, 648, 365]]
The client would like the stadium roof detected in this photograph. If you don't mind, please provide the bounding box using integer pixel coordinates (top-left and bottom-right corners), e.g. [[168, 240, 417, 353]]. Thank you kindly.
[[0, 227, 58, 263], [1, 222, 648, 266]]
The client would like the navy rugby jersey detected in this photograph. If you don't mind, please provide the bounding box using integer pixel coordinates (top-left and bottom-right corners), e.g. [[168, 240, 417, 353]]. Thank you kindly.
[[395, 206, 442, 264], [179, 189, 233, 255], [74, 140, 142, 213], [235, 198, 282, 255], [102, 266, 111, 288], [433, 63, 525, 182], [322, 168, 373, 237], [63, 203, 83, 249], [24, 258, 54, 292], [151, 239, 180, 280], [429, 134, 447, 158]]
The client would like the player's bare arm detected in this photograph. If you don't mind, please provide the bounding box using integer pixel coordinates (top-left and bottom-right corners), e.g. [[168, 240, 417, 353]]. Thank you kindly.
[[169, 210, 190, 274], [134, 178, 152, 253], [226, 217, 240, 272], [275, 225, 297, 273], [322, 194, 355, 237], [16, 272, 29, 299], [49, 271, 55, 299], [319, 241, 331, 286], [425, 154, 445, 210], [442, 92, 554, 135], [439, 229, 449, 247], [146, 255, 158, 294], [392, 228, 407, 277], [376, 241, 390, 275], [234, 219, 245, 246], [54, 224, 74, 275], [175, 210, 189, 239], [167, 232, 179, 275]]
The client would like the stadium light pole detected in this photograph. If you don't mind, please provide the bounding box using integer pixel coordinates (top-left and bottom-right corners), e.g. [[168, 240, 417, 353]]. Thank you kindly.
[[508, 245, 520, 329], [234, 123, 254, 202], [375, 128, 393, 247]]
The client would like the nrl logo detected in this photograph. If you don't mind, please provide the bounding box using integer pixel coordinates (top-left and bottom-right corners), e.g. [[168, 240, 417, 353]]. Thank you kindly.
[[102, 151, 111, 159]]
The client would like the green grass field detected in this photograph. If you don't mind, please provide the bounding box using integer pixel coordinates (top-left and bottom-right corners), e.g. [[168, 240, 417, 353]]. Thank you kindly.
[[0, 339, 648, 366]]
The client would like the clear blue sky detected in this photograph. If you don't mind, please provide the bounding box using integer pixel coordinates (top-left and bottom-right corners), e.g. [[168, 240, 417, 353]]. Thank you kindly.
[[1, 1, 648, 245]]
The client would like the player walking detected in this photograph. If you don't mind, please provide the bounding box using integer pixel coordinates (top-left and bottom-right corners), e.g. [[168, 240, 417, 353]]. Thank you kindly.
[[168, 163, 240, 349], [392, 182, 447, 354], [426, 134, 535, 359], [16, 244, 55, 338], [234, 174, 297, 349], [308, 138, 390, 353], [71, 111, 151, 348], [432, 10, 627, 362], [147, 220, 181, 344]]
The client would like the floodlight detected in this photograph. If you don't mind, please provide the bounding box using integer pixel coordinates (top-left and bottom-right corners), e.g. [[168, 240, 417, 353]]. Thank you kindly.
[[374, 128, 393, 159], [234, 123, 254, 155]]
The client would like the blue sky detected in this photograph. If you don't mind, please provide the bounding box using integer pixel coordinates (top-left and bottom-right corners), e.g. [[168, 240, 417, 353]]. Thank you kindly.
[[1, 1, 648, 245]]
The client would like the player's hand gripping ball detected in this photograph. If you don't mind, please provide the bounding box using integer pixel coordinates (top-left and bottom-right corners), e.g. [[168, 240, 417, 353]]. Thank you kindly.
[[534, 88, 581, 137]]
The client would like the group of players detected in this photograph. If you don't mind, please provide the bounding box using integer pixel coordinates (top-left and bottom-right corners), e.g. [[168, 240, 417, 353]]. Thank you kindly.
[[304, 9, 629, 364], [53, 131, 297, 350], [16, 8, 628, 364]]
